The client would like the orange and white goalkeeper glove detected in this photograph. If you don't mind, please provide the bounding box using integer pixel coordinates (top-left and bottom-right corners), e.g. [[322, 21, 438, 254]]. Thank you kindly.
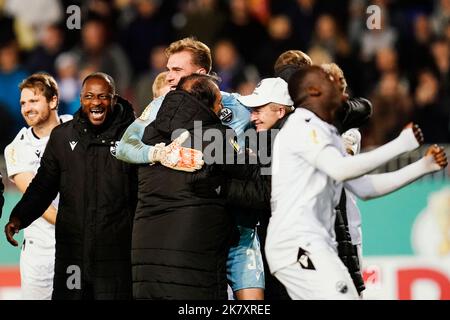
[[148, 131, 204, 172]]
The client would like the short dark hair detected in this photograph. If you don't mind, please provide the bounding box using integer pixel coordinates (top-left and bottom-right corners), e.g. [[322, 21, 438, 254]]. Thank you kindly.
[[19, 73, 59, 107], [82, 72, 116, 94], [176, 74, 220, 110], [288, 65, 326, 107]]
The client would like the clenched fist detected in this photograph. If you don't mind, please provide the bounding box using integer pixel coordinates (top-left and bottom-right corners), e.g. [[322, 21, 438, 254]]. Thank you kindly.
[[425, 144, 448, 169]]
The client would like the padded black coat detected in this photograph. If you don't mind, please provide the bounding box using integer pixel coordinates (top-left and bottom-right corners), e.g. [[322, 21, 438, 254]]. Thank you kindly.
[[10, 98, 137, 299], [132, 90, 233, 300]]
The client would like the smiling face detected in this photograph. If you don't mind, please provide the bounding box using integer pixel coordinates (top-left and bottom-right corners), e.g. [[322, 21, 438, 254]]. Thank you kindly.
[[20, 88, 56, 127], [80, 77, 115, 126], [166, 50, 206, 90], [250, 103, 286, 132]]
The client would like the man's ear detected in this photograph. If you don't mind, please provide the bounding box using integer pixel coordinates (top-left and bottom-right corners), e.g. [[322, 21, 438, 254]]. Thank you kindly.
[[278, 107, 286, 119], [307, 86, 321, 97], [196, 68, 207, 74], [49, 95, 58, 110]]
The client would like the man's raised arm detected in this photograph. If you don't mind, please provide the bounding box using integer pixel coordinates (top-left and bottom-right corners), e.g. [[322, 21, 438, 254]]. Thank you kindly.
[[345, 145, 447, 200], [315, 124, 424, 182]]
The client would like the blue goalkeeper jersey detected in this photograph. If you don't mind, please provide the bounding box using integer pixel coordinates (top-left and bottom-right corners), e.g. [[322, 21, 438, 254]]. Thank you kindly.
[[116, 92, 251, 163]]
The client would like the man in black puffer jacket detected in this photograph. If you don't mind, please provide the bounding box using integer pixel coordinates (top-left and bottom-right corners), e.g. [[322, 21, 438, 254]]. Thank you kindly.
[[133, 74, 238, 300], [5, 73, 138, 300]]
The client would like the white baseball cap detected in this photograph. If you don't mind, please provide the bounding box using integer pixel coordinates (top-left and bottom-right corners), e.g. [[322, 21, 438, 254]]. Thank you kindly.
[[237, 77, 294, 107]]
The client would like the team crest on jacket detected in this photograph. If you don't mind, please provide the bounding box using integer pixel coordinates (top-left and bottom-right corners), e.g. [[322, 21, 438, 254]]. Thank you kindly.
[[110, 141, 119, 156], [219, 107, 233, 123]]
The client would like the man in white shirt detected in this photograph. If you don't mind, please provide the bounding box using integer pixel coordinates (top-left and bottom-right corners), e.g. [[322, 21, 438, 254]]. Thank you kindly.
[[266, 66, 447, 300], [4, 73, 72, 299]]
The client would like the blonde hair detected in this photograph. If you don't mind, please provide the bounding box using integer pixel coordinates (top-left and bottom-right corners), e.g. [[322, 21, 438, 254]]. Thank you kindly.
[[274, 50, 313, 74], [321, 62, 347, 94], [152, 71, 169, 99], [164, 37, 212, 73]]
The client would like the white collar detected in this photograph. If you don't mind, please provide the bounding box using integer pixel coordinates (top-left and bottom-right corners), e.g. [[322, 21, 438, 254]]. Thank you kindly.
[[295, 108, 339, 135]]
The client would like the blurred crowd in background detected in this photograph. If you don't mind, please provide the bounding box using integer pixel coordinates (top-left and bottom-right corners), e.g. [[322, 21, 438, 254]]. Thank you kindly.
[[0, 0, 449, 152]]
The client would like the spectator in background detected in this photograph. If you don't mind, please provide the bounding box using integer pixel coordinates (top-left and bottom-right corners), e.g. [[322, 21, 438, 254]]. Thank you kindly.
[[71, 18, 132, 94], [177, 0, 226, 48], [413, 69, 449, 143], [361, 46, 407, 98], [26, 24, 65, 76], [362, 72, 413, 148], [308, 13, 358, 93], [220, 0, 268, 67], [431, 0, 450, 36], [85, 0, 120, 32], [213, 39, 259, 93], [0, 11, 15, 46], [400, 14, 434, 82], [3, 0, 63, 50], [0, 40, 28, 133], [121, 0, 171, 75], [135, 45, 167, 114], [360, 8, 398, 62], [310, 14, 351, 60], [255, 15, 297, 77], [430, 36, 450, 135], [279, 0, 317, 50], [54, 52, 80, 115], [430, 37, 450, 87], [445, 20, 450, 42], [348, 0, 367, 47]]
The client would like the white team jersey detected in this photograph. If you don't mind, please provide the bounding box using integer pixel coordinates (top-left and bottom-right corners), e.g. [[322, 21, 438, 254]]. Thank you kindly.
[[4, 115, 72, 250], [266, 108, 346, 273], [345, 190, 362, 246]]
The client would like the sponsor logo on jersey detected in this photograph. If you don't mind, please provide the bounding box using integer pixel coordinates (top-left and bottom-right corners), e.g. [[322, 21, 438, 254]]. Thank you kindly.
[[219, 107, 233, 123], [69, 141, 78, 151]]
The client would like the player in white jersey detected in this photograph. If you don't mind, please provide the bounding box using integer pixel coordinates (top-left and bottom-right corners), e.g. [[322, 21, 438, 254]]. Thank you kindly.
[[266, 66, 447, 300], [4, 73, 72, 300]]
